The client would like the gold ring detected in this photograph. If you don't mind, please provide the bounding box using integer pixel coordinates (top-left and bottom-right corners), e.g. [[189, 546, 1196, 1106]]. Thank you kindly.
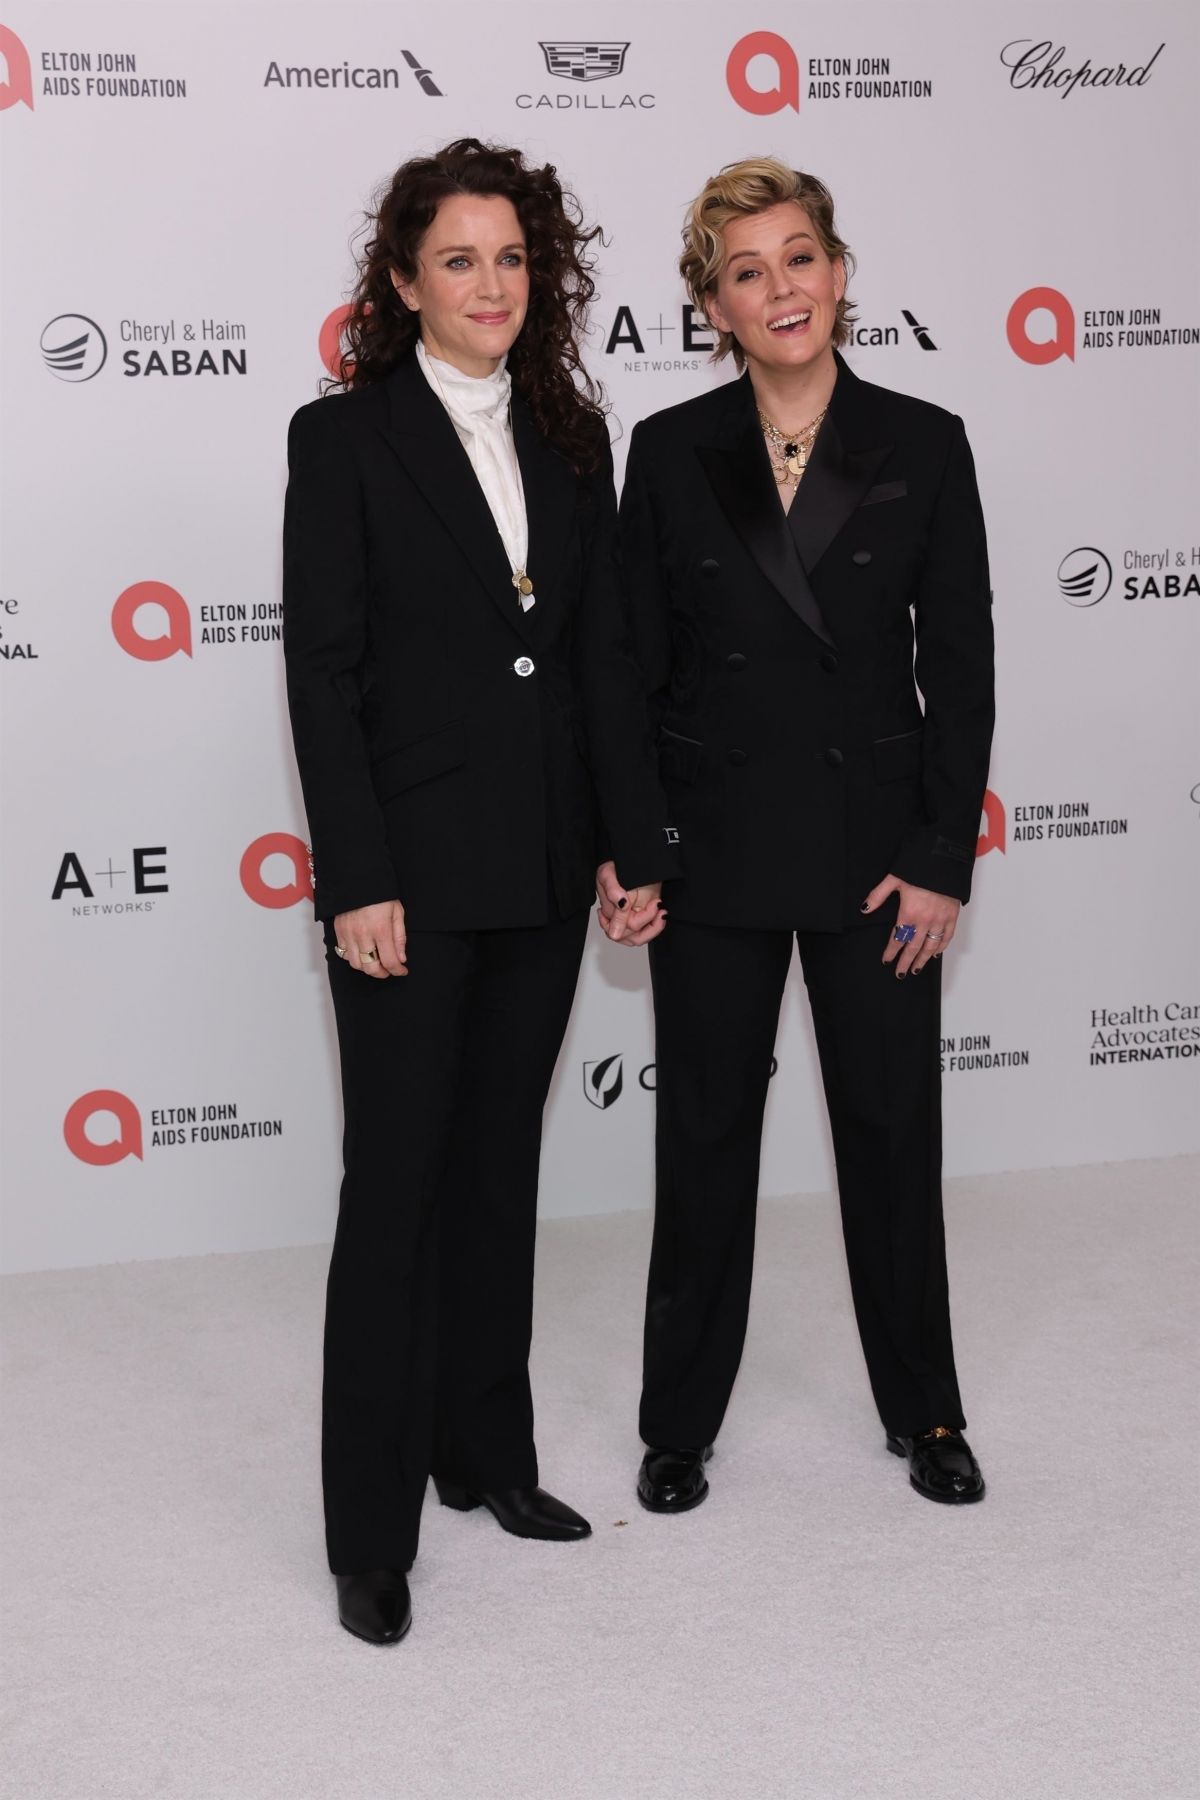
[[334, 946, 347, 959], [360, 949, 378, 962]]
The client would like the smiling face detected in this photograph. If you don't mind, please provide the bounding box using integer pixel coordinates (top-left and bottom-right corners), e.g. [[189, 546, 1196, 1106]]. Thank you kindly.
[[705, 201, 845, 379], [390, 192, 529, 376]]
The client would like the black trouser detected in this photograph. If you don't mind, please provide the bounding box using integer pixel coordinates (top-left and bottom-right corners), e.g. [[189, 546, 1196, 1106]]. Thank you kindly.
[[321, 908, 589, 1575], [641, 918, 965, 1450]]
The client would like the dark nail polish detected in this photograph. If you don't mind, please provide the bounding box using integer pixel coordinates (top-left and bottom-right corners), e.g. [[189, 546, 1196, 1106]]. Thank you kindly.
[[897, 971, 906, 981], [617, 898, 627, 910], [859, 902, 870, 913]]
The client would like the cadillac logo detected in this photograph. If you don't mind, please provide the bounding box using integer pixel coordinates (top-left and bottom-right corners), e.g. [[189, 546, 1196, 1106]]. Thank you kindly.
[[539, 41, 629, 82]]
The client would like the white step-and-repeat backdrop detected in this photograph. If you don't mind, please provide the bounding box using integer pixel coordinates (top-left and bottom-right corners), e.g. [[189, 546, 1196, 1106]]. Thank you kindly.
[[2, 3, 1197, 1272]]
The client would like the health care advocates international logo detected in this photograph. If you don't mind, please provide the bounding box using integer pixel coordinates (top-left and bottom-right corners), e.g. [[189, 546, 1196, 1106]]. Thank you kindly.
[[976, 788, 1128, 851], [1057, 544, 1199, 607], [110, 581, 282, 658], [0, 23, 187, 105], [40, 310, 249, 381], [1007, 287, 1199, 362], [517, 41, 654, 110], [726, 30, 933, 112], [64, 1090, 283, 1164], [263, 48, 442, 95]]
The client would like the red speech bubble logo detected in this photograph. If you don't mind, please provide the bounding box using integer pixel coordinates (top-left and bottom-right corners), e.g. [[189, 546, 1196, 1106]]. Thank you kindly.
[[977, 790, 1007, 857], [240, 833, 312, 908], [727, 31, 799, 114], [112, 582, 192, 660], [1006, 287, 1075, 364], [0, 26, 34, 111], [318, 305, 353, 379], [63, 1090, 143, 1165]]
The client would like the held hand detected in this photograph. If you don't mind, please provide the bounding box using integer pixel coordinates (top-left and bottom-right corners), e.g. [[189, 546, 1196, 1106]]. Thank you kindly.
[[595, 862, 666, 948], [861, 874, 960, 978], [333, 900, 408, 978]]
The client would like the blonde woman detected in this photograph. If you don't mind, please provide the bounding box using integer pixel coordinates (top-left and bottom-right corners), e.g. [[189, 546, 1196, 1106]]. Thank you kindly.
[[601, 159, 994, 1512]]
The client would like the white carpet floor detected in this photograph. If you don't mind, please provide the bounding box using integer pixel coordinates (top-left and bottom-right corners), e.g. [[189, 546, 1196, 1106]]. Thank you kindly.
[[3, 1157, 1197, 1800]]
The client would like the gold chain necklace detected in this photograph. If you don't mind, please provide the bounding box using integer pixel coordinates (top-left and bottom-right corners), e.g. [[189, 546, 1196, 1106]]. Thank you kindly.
[[758, 405, 828, 489]]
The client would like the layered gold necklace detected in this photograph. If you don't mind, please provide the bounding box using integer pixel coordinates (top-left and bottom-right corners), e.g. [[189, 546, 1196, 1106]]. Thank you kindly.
[[758, 405, 828, 491]]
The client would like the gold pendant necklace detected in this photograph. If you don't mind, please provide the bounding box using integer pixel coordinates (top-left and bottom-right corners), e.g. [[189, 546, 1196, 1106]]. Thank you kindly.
[[759, 405, 828, 489], [511, 568, 535, 611]]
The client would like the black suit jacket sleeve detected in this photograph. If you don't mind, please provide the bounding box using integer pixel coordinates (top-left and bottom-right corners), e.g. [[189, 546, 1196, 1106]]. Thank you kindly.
[[282, 401, 399, 921], [574, 437, 681, 890], [891, 415, 995, 902], [616, 421, 674, 738]]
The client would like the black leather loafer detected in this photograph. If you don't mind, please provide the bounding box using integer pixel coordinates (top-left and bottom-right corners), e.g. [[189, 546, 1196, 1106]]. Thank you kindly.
[[433, 1480, 591, 1541], [637, 1444, 714, 1513], [335, 1569, 412, 1644], [887, 1427, 985, 1504]]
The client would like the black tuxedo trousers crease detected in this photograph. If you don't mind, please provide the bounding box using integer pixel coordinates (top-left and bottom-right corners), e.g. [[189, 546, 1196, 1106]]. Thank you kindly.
[[281, 353, 677, 1573], [621, 357, 995, 1445]]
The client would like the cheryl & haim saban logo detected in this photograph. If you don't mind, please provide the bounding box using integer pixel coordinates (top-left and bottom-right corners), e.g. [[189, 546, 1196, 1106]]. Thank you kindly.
[[1055, 545, 1199, 607], [40, 313, 107, 381]]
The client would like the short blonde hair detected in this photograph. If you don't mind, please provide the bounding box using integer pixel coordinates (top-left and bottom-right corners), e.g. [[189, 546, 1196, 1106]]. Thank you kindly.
[[680, 158, 857, 366]]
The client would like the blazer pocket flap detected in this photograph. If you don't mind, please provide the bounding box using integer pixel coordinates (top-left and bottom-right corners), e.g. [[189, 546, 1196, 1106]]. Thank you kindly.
[[872, 727, 923, 783], [860, 479, 908, 507], [658, 723, 703, 785], [372, 721, 466, 800]]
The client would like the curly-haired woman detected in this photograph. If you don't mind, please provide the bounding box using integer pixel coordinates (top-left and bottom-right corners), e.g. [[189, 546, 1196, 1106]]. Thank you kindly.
[[283, 139, 677, 1643]]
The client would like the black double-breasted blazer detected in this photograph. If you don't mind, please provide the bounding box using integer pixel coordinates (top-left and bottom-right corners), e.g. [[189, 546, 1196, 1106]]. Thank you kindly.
[[619, 353, 994, 932], [283, 352, 678, 927]]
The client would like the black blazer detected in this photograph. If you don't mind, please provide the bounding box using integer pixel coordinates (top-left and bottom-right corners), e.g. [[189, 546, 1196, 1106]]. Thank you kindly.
[[619, 353, 995, 932], [283, 352, 679, 927]]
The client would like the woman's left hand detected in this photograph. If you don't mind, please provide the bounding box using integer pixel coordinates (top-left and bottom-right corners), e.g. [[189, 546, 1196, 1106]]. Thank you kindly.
[[862, 874, 960, 977], [595, 862, 666, 946]]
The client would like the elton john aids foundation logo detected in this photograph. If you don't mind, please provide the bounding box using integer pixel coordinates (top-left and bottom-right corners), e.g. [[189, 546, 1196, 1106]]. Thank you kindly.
[[319, 305, 352, 378], [1007, 287, 1075, 363], [0, 25, 33, 109], [63, 1090, 143, 1164], [977, 790, 1006, 857], [40, 313, 108, 380], [111, 581, 192, 659], [727, 32, 799, 113], [240, 834, 312, 908]]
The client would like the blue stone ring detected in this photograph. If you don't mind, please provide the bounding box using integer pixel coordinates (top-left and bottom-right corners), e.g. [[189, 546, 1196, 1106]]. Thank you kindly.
[[893, 923, 918, 946]]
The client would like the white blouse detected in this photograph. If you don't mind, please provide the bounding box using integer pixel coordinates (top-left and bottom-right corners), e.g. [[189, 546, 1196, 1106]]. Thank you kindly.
[[416, 340, 534, 609]]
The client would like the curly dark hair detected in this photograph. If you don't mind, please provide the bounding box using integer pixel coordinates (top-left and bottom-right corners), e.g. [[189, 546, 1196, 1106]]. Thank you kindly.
[[329, 138, 608, 472]]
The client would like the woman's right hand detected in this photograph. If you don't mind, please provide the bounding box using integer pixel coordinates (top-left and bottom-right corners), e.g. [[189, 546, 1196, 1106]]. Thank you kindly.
[[333, 900, 408, 978]]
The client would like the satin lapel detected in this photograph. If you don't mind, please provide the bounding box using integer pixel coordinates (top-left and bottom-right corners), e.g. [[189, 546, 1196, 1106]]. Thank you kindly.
[[696, 382, 835, 647], [787, 409, 892, 576], [510, 390, 576, 635], [377, 355, 535, 645]]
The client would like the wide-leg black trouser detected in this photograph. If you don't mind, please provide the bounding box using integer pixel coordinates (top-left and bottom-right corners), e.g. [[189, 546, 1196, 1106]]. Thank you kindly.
[[640, 917, 965, 1450], [321, 907, 589, 1575]]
